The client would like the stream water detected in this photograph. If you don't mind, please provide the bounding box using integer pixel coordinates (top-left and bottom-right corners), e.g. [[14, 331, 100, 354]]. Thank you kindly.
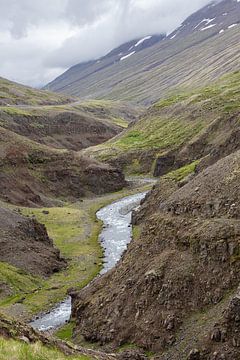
[[30, 191, 147, 331]]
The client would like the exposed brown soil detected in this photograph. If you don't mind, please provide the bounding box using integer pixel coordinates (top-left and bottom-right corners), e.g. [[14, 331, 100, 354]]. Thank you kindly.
[[0, 205, 66, 277], [0, 126, 126, 206], [71, 150, 240, 359], [0, 109, 123, 152]]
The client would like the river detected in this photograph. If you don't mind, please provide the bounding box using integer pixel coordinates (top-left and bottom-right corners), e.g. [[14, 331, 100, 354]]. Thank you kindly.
[[30, 191, 147, 331]]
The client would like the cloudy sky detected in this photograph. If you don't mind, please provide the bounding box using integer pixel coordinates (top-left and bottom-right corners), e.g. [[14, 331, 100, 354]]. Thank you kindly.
[[0, 0, 212, 87]]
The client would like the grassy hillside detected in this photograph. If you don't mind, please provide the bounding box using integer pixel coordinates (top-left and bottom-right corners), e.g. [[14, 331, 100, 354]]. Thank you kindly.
[[0, 77, 142, 153], [0, 77, 75, 106], [83, 70, 240, 175]]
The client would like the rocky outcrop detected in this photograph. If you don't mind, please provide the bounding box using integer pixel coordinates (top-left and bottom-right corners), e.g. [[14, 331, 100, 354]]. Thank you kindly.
[[195, 286, 240, 360], [71, 150, 240, 358], [153, 152, 176, 177], [0, 205, 66, 277]]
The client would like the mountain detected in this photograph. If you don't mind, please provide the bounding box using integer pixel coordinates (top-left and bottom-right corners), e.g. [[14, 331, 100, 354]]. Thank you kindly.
[[167, 0, 240, 39], [44, 34, 165, 99], [45, 0, 240, 104]]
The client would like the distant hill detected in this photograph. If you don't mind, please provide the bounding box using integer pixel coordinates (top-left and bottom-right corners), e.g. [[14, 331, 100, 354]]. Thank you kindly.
[[45, 0, 240, 104], [0, 77, 75, 106]]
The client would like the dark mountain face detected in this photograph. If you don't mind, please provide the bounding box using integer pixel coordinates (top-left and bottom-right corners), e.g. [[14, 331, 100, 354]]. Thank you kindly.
[[44, 34, 165, 94], [168, 0, 240, 39], [102, 34, 165, 60]]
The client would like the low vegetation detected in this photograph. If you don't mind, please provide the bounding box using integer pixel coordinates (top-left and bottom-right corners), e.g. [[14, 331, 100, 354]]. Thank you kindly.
[[164, 160, 200, 182], [0, 338, 91, 360], [0, 77, 75, 106], [3, 204, 103, 317], [0, 262, 43, 305]]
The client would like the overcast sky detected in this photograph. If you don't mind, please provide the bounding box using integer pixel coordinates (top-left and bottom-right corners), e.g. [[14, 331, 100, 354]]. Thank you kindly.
[[0, 0, 213, 87]]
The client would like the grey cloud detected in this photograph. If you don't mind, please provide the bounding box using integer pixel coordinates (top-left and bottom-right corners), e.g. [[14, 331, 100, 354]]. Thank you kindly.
[[65, 0, 115, 26], [46, 0, 212, 68], [0, 0, 67, 37]]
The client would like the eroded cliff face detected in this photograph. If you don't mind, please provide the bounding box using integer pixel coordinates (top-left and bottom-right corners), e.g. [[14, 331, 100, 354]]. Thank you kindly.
[[0, 126, 126, 206], [0, 109, 123, 151], [71, 150, 240, 359], [0, 205, 66, 279]]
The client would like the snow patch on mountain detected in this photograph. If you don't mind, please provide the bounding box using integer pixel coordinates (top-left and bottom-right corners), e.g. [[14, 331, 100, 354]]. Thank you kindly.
[[134, 36, 152, 47], [201, 23, 216, 30], [120, 51, 136, 61], [228, 23, 238, 28]]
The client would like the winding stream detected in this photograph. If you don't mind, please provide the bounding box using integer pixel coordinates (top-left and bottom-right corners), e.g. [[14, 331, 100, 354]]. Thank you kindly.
[[30, 191, 147, 331]]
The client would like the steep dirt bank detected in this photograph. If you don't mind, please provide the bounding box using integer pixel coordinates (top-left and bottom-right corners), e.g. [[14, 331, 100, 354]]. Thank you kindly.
[[0, 126, 126, 206], [0, 205, 65, 278], [71, 150, 240, 359], [0, 203, 66, 302]]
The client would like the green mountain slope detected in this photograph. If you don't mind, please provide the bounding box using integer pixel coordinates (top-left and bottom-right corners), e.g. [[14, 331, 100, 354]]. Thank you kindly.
[[83, 70, 240, 175], [0, 77, 75, 106]]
